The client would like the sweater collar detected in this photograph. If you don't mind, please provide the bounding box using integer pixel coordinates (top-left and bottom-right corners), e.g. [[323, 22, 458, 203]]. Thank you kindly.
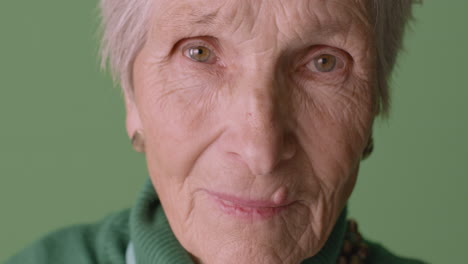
[[130, 179, 347, 264]]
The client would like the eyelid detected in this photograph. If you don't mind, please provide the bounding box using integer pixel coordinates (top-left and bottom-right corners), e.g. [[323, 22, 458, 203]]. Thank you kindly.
[[179, 37, 221, 64], [302, 46, 350, 68], [299, 46, 351, 77]]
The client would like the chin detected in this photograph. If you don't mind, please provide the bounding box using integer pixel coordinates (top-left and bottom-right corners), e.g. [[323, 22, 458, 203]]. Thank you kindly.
[[167, 192, 335, 264]]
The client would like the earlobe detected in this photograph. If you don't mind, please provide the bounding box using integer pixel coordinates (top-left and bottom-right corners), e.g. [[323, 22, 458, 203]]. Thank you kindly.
[[131, 131, 145, 153], [361, 135, 374, 160], [124, 90, 145, 153]]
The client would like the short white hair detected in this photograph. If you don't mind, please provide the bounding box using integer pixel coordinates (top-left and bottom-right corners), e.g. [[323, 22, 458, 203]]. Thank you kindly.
[[99, 0, 420, 115]]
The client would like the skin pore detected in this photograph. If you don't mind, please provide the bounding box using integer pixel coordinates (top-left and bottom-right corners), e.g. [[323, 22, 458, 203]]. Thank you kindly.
[[127, 0, 376, 263]]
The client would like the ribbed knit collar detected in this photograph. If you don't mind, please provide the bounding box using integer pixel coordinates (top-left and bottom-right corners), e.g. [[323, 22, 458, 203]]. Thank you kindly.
[[130, 179, 348, 264]]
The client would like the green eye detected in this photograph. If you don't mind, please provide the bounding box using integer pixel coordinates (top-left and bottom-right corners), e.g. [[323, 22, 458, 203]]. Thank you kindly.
[[187, 46, 213, 63], [312, 54, 337, 72]]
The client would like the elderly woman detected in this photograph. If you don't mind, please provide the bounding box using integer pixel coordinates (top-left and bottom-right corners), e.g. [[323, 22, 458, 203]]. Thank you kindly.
[[7, 0, 426, 264]]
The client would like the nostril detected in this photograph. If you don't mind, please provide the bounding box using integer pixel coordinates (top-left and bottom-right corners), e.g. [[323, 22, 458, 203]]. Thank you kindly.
[[281, 135, 297, 161], [282, 144, 296, 160]]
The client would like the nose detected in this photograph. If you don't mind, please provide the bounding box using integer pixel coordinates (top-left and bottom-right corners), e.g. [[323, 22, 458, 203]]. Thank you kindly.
[[224, 73, 297, 176]]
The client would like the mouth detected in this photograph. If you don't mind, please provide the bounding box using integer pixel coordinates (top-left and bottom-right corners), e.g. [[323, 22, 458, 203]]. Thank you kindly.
[[205, 191, 294, 220]]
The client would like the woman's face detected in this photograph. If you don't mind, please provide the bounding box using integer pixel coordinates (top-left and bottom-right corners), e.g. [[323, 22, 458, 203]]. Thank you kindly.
[[129, 0, 375, 263]]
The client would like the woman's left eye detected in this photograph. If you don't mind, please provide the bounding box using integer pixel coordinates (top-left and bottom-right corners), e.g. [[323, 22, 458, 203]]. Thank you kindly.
[[305, 52, 346, 73], [184, 45, 216, 63]]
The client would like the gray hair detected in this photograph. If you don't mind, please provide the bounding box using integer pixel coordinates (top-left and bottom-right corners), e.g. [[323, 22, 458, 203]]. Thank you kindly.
[[99, 0, 420, 115]]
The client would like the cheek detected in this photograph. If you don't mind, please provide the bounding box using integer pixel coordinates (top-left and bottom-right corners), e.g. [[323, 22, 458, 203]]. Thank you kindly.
[[301, 74, 374, 137], [137, 61, 212, 133], [294, 76, 374, 188], [134, 58, 226, 180]]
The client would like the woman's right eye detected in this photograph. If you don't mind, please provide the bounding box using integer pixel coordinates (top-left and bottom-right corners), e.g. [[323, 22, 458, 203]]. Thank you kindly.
[[184, 45, 217, 64]]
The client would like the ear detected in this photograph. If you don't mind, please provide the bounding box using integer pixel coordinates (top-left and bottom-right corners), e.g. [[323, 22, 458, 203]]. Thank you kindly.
[[123, 90, 143, 139]]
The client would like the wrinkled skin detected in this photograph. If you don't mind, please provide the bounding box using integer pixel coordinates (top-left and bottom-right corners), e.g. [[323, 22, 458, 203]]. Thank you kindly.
[[126, 0, 376, 263]]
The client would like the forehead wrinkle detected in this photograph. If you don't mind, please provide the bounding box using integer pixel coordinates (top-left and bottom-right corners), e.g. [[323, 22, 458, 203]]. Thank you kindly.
[[306, 0, 371, 35], [260, 0, 371, 46], [163, 10, 221, 28], [152, 1, 226, 32], [150, 0, 372, 55]]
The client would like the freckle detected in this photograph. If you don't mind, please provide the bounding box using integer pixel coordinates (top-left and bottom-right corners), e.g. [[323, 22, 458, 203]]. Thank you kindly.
[[272, 187, 288, 205]]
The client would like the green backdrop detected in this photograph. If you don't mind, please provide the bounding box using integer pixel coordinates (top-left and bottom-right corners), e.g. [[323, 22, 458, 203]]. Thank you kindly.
[[1, 1, 467, 263]]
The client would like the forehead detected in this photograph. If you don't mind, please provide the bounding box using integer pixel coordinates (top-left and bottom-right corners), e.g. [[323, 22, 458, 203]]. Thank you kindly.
[[151, 0, 371, 34]]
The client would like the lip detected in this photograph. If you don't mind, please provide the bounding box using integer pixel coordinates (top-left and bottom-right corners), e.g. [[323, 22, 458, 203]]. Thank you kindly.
[[205, 190, 294, 220]]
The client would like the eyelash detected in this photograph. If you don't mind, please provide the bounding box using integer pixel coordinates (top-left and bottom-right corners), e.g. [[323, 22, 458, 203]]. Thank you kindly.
[[181, 39, 220, 64], [299, 47, 351, 80], [179, 39, 351, 79], [306, 49, 347, 69]]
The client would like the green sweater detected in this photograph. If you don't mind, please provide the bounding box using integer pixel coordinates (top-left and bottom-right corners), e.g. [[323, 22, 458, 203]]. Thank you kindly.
[[6, 179, 427, 264]]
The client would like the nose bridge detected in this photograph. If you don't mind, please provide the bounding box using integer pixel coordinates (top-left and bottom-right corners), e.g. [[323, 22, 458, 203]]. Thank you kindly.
[[246, 74, 280, 138], [240, 64, 281, 132], [247, 84, 279, 145], [233, 67, 291, 176]]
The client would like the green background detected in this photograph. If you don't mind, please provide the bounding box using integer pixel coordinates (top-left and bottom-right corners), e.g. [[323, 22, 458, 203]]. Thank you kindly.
[[1, 1, 467, 263]]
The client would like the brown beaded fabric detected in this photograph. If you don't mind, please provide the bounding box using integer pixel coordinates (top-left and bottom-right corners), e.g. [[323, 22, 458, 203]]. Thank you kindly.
[[336, 219, 369, 264]]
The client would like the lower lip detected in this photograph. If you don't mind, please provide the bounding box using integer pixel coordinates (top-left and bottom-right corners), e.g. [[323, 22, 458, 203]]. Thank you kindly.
[[209, 194, 292, 220]]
